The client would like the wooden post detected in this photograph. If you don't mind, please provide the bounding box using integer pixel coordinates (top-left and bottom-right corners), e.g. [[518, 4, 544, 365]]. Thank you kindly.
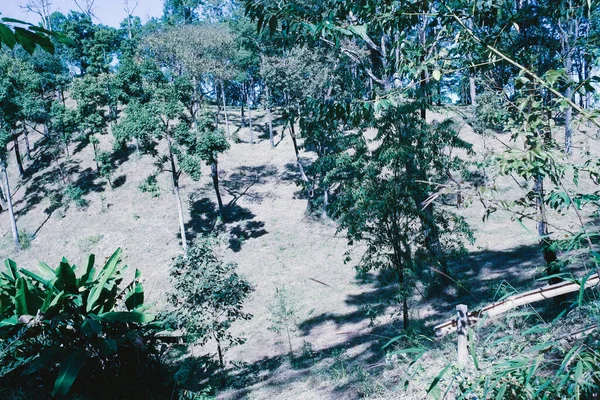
[[456, 304, 468, 367]]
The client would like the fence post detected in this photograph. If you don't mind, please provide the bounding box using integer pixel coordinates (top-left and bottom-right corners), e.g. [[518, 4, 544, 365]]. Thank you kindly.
[[456, 304, 468, 367]]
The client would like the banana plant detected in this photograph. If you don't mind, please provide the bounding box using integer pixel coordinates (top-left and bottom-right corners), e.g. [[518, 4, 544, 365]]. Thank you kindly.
[[0, 249, 158, 397]]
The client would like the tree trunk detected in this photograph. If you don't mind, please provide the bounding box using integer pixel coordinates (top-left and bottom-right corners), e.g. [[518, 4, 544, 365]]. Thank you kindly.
[[92, 139, 100, 173], [211, 161, 224, 221], [1, 162, 20, 251], [286, 325, 294, 359], [166, 132, 187, 251], [322, 185, 329, 219], [534, 175, 559, 284], [289, 123, 310, 187], [266, 85, 274, 147], [215, 80, 221, 128], [22, 126, 31, 160], [12, 135, 24, 177], [240, 85, 246, 127], [469, 76, 476, 107], [216, 337, 224, 368], [247, 84, 254, 144], [565, 54, 573, 156], [221, 80, 230, 138]]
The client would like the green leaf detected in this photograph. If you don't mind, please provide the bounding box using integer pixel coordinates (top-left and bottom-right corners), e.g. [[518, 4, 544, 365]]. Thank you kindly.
[[14, 277, 41, 317], [0, 316, 18, 327], [0, 23, 16, 49], [79, 254, 96, 286], [81, 318, 102, 336], [427, 364, 452, 395], [52, 349, 87, 397], [20, 268, 53, 288], [37, 261, 56, 278], [13, 27, 36, 54], [97, 311, 155, 323], [432, 70, 442, 81], [4, 259, 19, 281], [54, 259, 77, 293], [125, 269, 144, 311], [86, 248, 122, 313]]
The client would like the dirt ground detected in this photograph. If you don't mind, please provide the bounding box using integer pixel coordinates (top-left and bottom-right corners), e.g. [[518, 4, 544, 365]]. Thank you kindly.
[[1, 107, 596, 399]]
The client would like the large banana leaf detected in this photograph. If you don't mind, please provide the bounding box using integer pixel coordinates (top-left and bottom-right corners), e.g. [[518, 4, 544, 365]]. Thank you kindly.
[[14, 277, 42, 317], [86, 248, 122, 313], [97, 311, 155, 323], [78, 254, 96, 286], [54, 259, 77, 293], [125, 269, 144, 311], [51, 349, 87, 397], [4, 259, 19, 281]]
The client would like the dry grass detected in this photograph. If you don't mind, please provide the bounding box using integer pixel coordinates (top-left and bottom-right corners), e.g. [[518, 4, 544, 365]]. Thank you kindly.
[[0, 106, 597, 398]]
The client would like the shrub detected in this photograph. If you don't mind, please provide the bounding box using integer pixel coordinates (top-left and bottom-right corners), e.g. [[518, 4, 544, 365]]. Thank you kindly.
[[139, 174, 161, 197], [0, 249, 165, 397], [166, 236, 253, 368]]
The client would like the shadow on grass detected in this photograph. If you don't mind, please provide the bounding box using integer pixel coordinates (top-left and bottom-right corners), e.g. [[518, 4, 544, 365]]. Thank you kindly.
[[182, 243, 579, 398], [186, 195, 267, 252]]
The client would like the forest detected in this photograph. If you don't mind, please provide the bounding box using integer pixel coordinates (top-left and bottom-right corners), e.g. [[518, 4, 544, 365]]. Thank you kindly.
[[0, 0, 600, 398]]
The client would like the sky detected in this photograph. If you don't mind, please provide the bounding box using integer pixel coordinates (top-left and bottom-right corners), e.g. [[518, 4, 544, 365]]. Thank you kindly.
[[0, 0, 164, 28]]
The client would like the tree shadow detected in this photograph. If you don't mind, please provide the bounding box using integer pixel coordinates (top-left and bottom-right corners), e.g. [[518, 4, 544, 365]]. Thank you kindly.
[[112, 175, 127, 188], [186, 195, 267, 252], [223, 164, 279, 206], [228, 221, 268, 252]]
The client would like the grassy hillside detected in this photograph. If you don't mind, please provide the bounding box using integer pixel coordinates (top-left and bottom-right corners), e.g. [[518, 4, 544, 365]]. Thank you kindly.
[[1, 106, 595, 399]]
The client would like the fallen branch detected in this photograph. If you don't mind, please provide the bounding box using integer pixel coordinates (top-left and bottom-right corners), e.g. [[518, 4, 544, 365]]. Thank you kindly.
[[434, 273, 600, 338]]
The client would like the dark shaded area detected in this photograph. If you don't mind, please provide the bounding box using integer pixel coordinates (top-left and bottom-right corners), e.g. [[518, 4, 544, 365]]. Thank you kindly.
[[186, 195, 267, 252], [112, 174, 127, 188], [223, 164, 278, 206], [228, 220, 267, 252]]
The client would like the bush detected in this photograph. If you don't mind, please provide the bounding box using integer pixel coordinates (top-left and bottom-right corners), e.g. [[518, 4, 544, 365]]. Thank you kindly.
[[17, 229, 33, 249], [64, 183, 89, 209], [166, 236, 253, 368], [0, 249, 167, 398], [139, 174, 161, 197]]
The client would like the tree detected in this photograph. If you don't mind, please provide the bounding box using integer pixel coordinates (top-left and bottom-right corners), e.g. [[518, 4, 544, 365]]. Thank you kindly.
[[167, 236, 253, 368], [194, 112, 230, 221], [114, 78, 202, 250], [72, 73, 111, 173]]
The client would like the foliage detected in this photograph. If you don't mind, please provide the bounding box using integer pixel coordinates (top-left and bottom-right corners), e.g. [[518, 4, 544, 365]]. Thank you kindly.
[[97, 150, 116, 187], [0, 17, 73, 55], [139, 174, 161, 198], [17, 229, 34, 250], [0, 249, 160, 397], [166, 236, 253, 367], [268, 286, 302, 358]]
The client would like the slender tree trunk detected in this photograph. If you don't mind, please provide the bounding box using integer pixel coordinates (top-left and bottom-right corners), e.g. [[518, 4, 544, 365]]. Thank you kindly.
[[322, 185, 329, 219], [286, 325, 294, 359], [221, 80, 230, 138], [266, 85, 274, 147], [215, 80, 221, 128], [12, 135, 24, 177], [534, 175, 559, 284], [22, 126, 31, 160], [166, 132, 187, 251], [289, 123, 309, 186], [240, 84, 246, 127], [211, 160, 224, 221], [216, 337, 224, 368], [1, 162, 20, 251], [91, 140, 100, 173], [565, 53, 574, 156], [469, 76, 476, 107], [247, 83, 254, 144]]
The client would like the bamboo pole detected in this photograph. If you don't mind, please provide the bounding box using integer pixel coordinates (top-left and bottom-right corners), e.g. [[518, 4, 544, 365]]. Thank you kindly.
[[435, 273, 600, 338]]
